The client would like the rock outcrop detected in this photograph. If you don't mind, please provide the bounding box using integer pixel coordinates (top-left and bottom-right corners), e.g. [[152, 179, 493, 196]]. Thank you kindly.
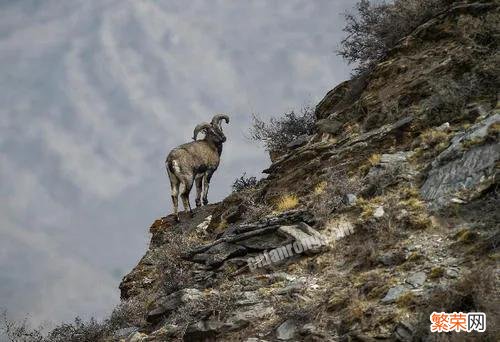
[[117, 2, 499, 341]]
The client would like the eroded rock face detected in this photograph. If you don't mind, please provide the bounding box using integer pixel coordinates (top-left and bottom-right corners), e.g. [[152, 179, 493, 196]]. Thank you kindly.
[[315, 75, 369, 120], [421, 113, 499, 208], [315, 80, 352, 120], [147, 288, 203, 323]]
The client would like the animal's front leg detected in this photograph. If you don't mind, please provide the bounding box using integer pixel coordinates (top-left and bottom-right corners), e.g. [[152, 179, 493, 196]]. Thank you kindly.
[[202, 171, 214, 205]]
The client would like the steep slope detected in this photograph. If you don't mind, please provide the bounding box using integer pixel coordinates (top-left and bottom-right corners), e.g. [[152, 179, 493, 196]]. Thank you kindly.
[[118, 2, 499, 341]]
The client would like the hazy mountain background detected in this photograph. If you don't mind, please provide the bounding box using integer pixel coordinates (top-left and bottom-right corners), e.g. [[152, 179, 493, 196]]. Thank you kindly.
[[0, 0, 352, 327]]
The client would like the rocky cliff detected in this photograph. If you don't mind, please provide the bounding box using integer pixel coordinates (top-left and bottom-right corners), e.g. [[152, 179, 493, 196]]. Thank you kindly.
[[118, 2, 499, 341]]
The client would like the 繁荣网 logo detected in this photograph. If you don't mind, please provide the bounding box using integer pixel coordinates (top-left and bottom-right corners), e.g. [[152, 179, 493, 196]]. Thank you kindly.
[[430, 312, 486, 333]]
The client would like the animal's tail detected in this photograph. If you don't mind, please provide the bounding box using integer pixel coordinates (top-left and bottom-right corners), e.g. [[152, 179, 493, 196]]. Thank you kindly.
[[166, 158, 179, 175]]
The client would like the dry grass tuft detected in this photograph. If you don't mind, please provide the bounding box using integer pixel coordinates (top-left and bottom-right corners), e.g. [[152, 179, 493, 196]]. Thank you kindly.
[[487, 122, 500, 138], [313, 181, 328, 195], [344, 290, 374, 325], [429, 267, 444, 279], [406, 252, 424, 263], [355, 196, 383, 221], [368, 153, 381, 166], [461, 137, 486, 149], [396, 292, 417, 308], [274, 194, 299, 212], [454, 228, 478, 244], [419, 128, 449, 147]]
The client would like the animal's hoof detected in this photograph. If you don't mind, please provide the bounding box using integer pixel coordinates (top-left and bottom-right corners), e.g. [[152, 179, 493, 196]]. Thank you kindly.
[[189, 211, 194, 218], [203, 199, 208, 206], [195, 200, 201, 207]]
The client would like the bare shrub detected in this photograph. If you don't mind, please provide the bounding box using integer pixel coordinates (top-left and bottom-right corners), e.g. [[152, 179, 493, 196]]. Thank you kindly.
[[240, 191, 273, 223], [249, 107, 315, 153], [1, 312, 44, 342], [1, 304, 142, 342], [273, 193, 299, 212], [169, 290, 239, 333], [231, 173, 258, 192], [226, 184, 273, 223], [157, 230, 202, 295], [338, 0, 450, 73], [45, 318, 109, 342], [108, 298, 148, 331]]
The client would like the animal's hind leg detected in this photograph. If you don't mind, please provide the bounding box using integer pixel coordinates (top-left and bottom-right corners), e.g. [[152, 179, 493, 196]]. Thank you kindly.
[[195, 175, 203, 207], [180, 174, 194, 217], [167, 169, 180, 221]]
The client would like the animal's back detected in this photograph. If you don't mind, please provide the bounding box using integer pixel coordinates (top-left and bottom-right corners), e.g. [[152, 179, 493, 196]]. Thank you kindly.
[[166, 141, 215, 175]]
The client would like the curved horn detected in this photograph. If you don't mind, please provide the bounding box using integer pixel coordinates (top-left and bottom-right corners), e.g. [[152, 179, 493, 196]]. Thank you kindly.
[[193, 122, 211, 140], [211, 114, 230, 127]]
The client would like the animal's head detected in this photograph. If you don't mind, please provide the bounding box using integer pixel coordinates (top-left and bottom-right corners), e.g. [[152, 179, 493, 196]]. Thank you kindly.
[[193, 114, 230, 144]]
